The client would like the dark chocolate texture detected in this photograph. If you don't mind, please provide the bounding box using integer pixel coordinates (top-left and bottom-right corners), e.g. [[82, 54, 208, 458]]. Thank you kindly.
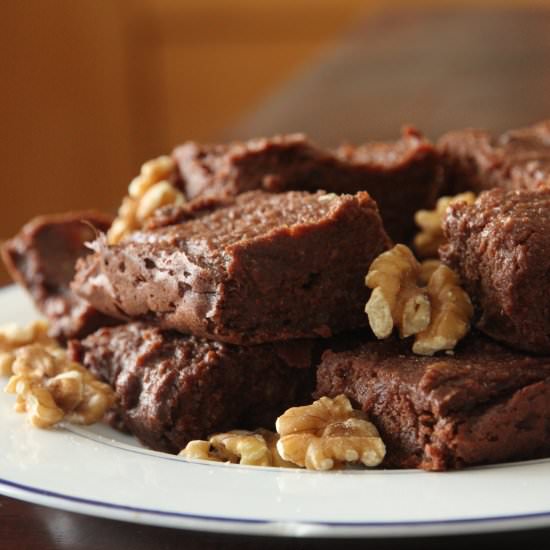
[[441, 187, 550, 354], [1, 211, 118, 341], [172, 128, 441, 243], [72, 190, 391, 344], [315, 335, 550, 471], [68, 323, 316, 453]]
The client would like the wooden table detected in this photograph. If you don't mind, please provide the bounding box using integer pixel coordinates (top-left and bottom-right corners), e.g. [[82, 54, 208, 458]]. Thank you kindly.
[[3, 8, 550, 549]]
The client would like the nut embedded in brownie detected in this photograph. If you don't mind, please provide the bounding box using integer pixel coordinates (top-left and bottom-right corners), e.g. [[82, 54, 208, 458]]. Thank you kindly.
[[441, 187, 550, 354], [315, 334, 550, 471], [72, 190, 391, 345], [1, 211, 118, 342], [68, 323, 317, 453], [172, 127, 442, 243]]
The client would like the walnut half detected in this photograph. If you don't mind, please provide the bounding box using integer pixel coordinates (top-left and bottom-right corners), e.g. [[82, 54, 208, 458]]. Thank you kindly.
[[275, 395, 385, 471], [365, 244, 431, 339], [365, 246, 473, 356]]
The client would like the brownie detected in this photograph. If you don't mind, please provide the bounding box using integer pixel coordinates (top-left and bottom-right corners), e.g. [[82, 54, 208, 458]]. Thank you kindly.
[[172, 128, 441, 243], [68, 323, 316, 453], [1, 211, 118, 342], [315, 335, 550, 471], [441, 187, 550, 354], [72, 190, 391, 344], [438, 120, 550, 195], [144, 195, 236, 230]]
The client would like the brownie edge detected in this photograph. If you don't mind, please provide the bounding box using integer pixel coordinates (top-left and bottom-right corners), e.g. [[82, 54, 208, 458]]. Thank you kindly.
[[72, 190, 391, 344], [315, 336, 550, 471], [438, 120, 550, 195], [172, 128, 441, 243], [69, 323, 317, 453], [1, 211, 118, 341], [441, 187, 550, 354]]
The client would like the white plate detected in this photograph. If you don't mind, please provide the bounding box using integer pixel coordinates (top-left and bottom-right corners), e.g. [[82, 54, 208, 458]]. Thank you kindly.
[[1, 285, 550, 538]]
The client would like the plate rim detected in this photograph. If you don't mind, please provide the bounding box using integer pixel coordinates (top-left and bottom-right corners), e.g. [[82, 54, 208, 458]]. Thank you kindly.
[[3, 474, 550, 538], [2, 284, 550, 538]]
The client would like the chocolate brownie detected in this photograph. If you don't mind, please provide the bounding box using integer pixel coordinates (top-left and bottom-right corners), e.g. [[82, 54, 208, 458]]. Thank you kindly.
[[438, 120, 550, 195], [68, 323, 316, 453], [172, 128, 441, 243], [72, 190, 391, 344], [441, 187, 550, 354], [1, 211, 118, 341], [315, 335, 550, 471], [144, 195, 236, 230]]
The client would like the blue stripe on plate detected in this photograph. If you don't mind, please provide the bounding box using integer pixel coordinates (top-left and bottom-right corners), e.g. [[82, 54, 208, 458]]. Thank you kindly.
[[2, 476, 550, 529]]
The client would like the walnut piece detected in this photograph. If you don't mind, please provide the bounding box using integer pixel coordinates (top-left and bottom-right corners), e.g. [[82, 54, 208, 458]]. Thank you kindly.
[[365, 246, 473, 355], [180, 440, 223, 462], [179, 398, 386, 471], [3, 334, 115, 428], [108, 155, 184, 244], [365, 244, 431, 339], [179, 429, 294, 467], [418, 259, 443, 286], [46, 370, 85, 411], [414, 192, 476, 258], [257, 428, 297, 468], [275, 395, 385, 471], [413, 265, 474, 356], [0, 320, 56, 376], [5, 375, 64, 428], [209, 431, 272, 466]]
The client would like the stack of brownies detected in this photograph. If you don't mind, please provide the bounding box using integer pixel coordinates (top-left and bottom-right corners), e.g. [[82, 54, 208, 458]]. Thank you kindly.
[[3, 121, 550, 470]]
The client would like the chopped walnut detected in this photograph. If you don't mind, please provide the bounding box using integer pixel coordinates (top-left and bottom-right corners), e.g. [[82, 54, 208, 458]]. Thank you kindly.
[[45, 370, 85, 411], [179, 429, 296, 467], [179, 430, 270, 465], [275, 395, 385, 471], [3, 334, 115, 428], [64, 377, 116, 425], [128, 155, 176, 198], [413, 265, 474, 356], [135, 181, 184, 223], [0, 354, 13, 377], [0, 320, 56, 376], [179, 430, 267, 464], [365, 244, 431, 339], [209, 431, 272, 466], [180, 440, 223, 462], [414, 192, 476, 258], [5, 375, 64, 429], [107, 155, 184, 244]]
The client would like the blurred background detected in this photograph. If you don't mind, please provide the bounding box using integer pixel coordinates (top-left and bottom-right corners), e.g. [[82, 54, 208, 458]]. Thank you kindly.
[[2, 0, 550, 284]]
